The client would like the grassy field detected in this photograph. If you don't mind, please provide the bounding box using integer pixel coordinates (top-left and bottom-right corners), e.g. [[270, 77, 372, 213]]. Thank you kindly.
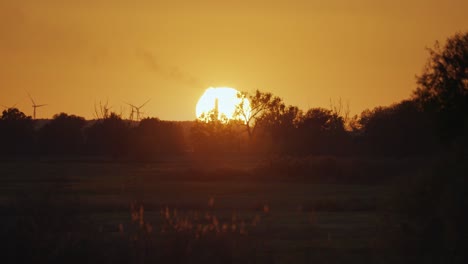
[[0, 159, 410, 264]]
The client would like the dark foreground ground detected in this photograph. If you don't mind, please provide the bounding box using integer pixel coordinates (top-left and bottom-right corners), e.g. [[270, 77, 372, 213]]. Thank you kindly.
[[0, 156, 462, 263]]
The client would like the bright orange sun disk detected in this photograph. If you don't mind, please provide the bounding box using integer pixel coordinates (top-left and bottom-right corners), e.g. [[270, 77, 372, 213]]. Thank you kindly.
[[196, 87, 250, 122]]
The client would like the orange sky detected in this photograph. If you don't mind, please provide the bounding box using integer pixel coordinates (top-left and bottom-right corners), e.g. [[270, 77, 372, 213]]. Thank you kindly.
[[1, 0, 467, 120]]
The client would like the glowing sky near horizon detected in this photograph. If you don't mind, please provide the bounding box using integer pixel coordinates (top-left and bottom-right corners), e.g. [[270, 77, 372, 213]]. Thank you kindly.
[[1, 0, 467, 120]]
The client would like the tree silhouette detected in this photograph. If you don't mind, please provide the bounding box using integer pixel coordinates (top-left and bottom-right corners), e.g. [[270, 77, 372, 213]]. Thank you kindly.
[[357, 100, 437, 156], [0, 108, 34, 156], [414, 31, 468, 142], [235, 90, 284, 140], [38, 113, 86, 156], [190, 109, 243, 154], [85, 112, 130, 158], [255, 104, 301, 153], [297, 108, 348, 155], [1, 108, 30, 121]]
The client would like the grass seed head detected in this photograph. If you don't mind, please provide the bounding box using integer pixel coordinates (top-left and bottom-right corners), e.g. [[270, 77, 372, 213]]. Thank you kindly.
[[208, 197, 215, 207]]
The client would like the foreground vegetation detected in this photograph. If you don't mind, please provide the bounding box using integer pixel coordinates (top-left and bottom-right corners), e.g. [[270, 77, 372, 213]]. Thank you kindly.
[[0, 153, 466, 263], [0, 158, 392, 264]]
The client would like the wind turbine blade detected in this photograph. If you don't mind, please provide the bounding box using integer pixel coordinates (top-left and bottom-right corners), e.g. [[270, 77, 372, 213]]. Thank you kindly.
[[36, 104, 47, 107], [2, 104, 18, 109], [139, 99, 151, 108], [26, 90, 36, 105]]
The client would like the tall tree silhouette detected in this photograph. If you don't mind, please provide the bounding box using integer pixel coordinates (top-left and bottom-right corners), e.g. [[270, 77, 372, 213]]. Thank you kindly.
[[414, 31, 468, 143], [235, 90, 284, 140]]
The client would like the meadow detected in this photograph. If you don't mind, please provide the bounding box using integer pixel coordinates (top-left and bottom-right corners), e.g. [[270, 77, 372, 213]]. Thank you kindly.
[[0, 156, 427, 264]]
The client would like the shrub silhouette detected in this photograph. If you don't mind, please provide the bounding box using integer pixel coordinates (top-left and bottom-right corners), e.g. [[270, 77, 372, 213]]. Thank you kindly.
[[131, 118, 185, 160], [85, 113, 130, 158], [38, 113, 87, 156]]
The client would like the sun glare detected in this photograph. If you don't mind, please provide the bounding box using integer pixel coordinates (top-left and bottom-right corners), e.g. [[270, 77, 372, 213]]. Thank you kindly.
[[196, 87, 250, 122]]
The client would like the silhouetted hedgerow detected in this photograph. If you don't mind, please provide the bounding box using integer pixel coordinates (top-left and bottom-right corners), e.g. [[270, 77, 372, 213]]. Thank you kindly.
[[0, 32, 466, 159]]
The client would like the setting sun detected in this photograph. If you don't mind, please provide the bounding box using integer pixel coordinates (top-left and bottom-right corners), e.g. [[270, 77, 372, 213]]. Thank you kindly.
[[196, 87, 250, 122]]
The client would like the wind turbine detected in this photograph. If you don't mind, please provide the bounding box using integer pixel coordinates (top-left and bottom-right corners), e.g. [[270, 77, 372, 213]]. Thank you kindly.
[[125, 99, 150, 121], [27, 92, 47, 119], [123, 102, 136, 121], [1, 102, 18, 110]]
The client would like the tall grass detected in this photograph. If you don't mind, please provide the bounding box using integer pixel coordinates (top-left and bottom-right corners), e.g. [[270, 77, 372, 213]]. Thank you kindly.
[[1, 194, 281, 264]]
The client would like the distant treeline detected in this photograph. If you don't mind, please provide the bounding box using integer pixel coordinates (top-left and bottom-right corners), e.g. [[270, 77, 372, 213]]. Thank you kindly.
[[0, 100, 439, 159], [1, 32, 467, 159], [0, 111, 185, 159]]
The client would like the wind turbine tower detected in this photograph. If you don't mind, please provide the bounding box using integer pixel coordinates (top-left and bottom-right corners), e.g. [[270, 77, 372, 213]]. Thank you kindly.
[[27, 92, 47, 119]]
